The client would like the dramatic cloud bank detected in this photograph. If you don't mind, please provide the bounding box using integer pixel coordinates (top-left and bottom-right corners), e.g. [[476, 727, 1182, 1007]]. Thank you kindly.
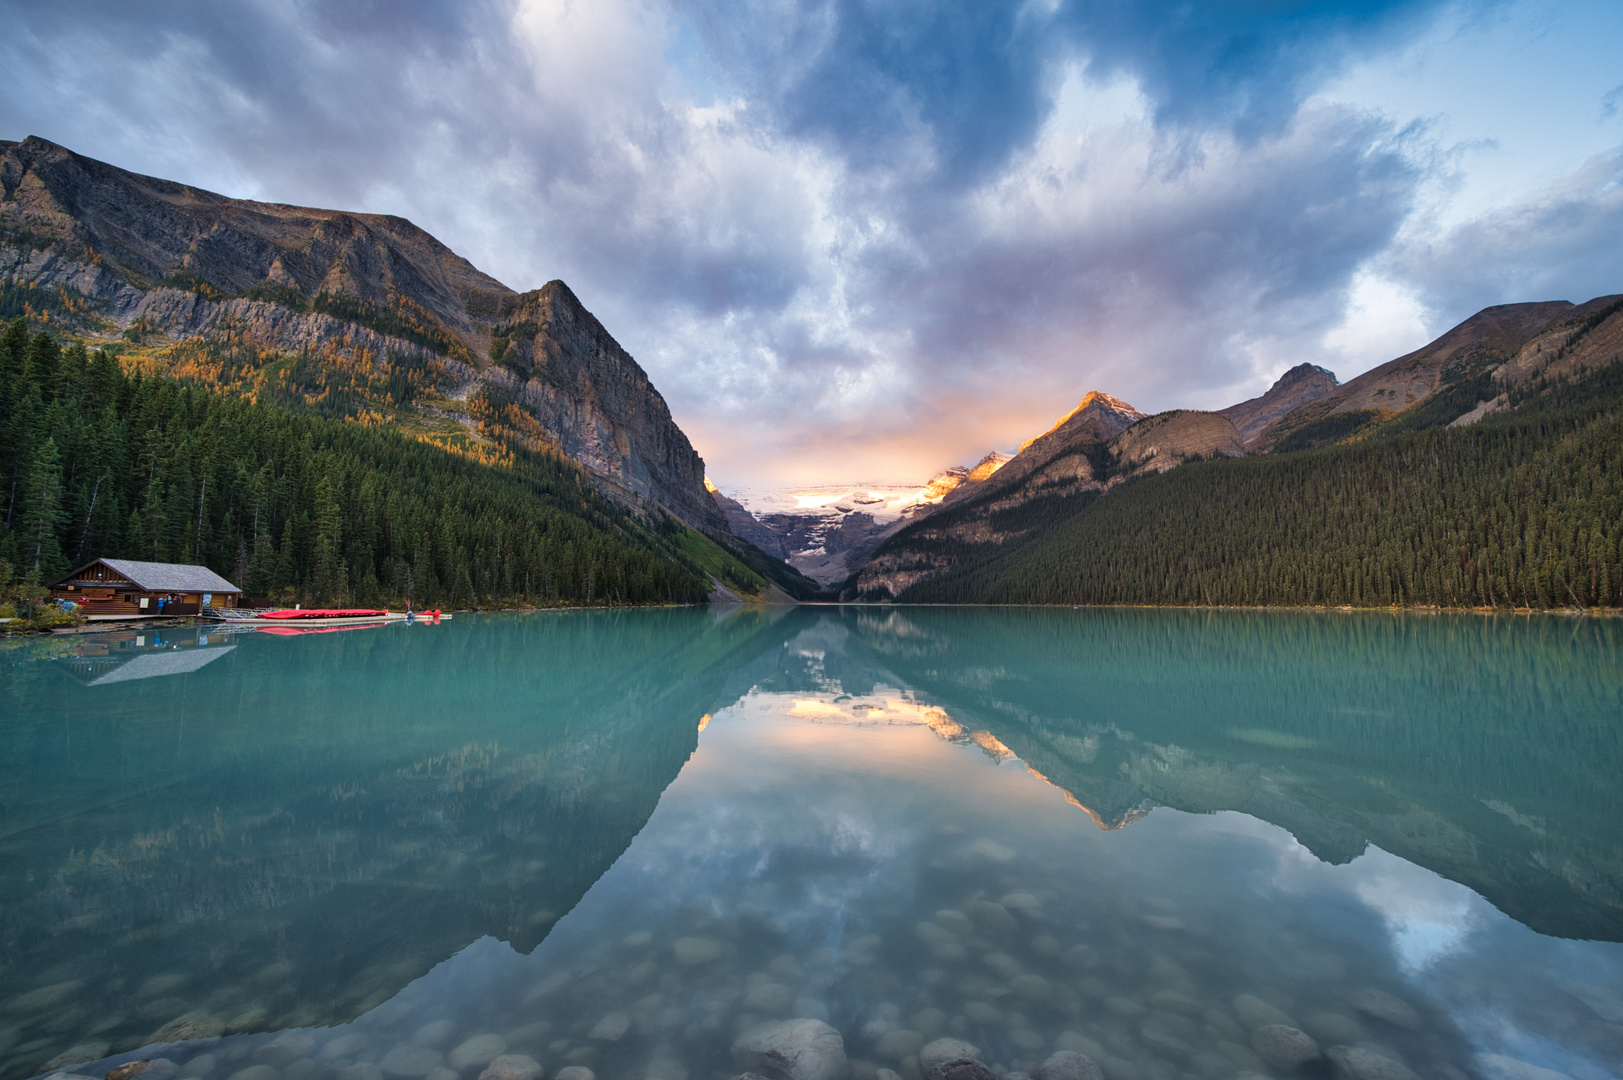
[[2, 0, 1621, 482]]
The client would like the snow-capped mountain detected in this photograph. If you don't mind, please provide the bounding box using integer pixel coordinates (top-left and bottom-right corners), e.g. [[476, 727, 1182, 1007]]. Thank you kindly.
[[713, 452, 1014, 585]]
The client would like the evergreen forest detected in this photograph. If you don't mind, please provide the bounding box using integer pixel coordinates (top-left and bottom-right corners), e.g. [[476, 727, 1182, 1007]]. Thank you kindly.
[[892, 362, 1623, 609], [0, 320, 770, 608]]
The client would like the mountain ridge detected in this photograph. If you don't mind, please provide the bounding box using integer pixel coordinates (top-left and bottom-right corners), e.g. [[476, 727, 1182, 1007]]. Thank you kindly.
[[845, 293, 1623, 606]]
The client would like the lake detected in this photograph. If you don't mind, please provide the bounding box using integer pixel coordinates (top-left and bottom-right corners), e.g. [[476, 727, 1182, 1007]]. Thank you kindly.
[[1, 608, 1620, 1080]]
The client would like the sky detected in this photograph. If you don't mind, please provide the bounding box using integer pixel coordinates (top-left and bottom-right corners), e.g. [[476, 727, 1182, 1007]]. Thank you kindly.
[[2, 0, 1622, 485]]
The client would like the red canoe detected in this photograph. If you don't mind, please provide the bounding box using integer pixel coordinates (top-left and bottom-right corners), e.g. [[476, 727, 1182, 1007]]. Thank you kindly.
[[256, 608, 389, 620]]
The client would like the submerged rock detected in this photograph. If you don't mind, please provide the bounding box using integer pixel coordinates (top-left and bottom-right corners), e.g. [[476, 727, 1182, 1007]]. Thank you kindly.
[[322, 1036, 371, 1061], [874, 1031, 925, 1061], [1233, 996, 1295, 1031], [261, 1037, 317, 1066], [1062, 945, 1099, 970], [910, 1011, 948, 1038], [646, 1050, 688, 1080], [108, 1061, 179, 1080], [588, 1014, 630, 1042], [961, 1002, 1002, 1026], [925, 1060, 994, 1080], [744, 983, 798, 1016], [673, 938, 722, 966], [965, 902, 1018, 937], [151, 1014, 225, 1043], [1053, 1034, 1104, 1060], [476, 1056, 542, 1080], [414, 1023, 458, 1049], [1473, 1059, 1574, 1080], [224, 1067, 278, 1080], [732, 1019, 850, 1080], [554, 1071, 594, 1080], [771, 956, 808, 982], [917, 1041, 979, 1075], [1326, 1046, 1420, 1080], [1037, 1051, 1104, 1080], [1009, 975, 1050, 1003], [1301, 1013, 1363, 1046], [1146, 992, 1201, 1018], [449, 1037, 508, 1071], [1249, 1026, 1321, 1072], [380, 1047, 443, 1078], [1346, 991, 1422, 1032]]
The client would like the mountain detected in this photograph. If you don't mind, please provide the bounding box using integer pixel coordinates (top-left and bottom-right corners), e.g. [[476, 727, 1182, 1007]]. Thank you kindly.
[[1253, 296, 1621, 451], [849, 392, 1252, 599], [852, 295, 1623, 608], [1221, 362, 1338, 446], [0, 135, 729, 539]]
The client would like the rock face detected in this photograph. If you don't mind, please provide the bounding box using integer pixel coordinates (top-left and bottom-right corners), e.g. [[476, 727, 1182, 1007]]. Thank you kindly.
[[1111, 410, 1245, 473], [1221, 363, 1339, 447], [0, 136, 505, 341], [0, 136, 729, 539]]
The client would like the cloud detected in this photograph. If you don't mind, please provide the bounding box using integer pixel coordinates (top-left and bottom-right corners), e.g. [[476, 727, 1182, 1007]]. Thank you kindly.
[[1393, 148, 1623, 316], [1, 0, 1617, 484]]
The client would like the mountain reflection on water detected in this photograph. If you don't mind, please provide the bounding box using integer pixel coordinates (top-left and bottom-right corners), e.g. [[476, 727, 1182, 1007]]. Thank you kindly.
[[0, 608, 1618, 1080]]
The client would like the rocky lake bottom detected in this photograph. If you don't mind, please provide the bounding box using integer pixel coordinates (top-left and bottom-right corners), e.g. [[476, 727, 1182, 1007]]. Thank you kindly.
[[2, 609, 1619, 1080]]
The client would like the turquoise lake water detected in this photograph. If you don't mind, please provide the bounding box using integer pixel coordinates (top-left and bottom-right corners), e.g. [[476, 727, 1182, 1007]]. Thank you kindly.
[[1, 608, 1620, 1080]]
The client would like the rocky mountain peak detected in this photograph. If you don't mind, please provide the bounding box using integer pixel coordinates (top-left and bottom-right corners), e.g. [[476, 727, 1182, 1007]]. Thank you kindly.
[[966, 450, 1013, 482], [1222, 363, 1340, 447], [921, 465, 971, 500], [1277, 362, 1338, 386], [1020, 391, 1146, 453]]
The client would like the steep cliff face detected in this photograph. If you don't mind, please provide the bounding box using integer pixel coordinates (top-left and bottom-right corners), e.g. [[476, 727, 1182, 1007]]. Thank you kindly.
[[488, 281, 729, 535], [0, 136, 729, 539]]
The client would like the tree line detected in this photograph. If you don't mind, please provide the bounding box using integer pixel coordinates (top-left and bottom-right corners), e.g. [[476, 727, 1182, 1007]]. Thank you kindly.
[[0, 319, 734, 608]]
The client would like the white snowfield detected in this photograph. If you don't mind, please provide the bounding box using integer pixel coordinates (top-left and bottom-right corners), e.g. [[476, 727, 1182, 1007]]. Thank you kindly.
[[723, 483, 941, 525]]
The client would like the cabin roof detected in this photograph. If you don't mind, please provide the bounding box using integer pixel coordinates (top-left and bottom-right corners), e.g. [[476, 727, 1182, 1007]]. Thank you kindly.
[[59, 559, 242, 593]]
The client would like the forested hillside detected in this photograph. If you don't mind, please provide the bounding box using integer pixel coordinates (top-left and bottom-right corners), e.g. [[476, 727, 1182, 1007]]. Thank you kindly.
[[0, 320, 778, 607], [890, 363, 1623, 609]]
